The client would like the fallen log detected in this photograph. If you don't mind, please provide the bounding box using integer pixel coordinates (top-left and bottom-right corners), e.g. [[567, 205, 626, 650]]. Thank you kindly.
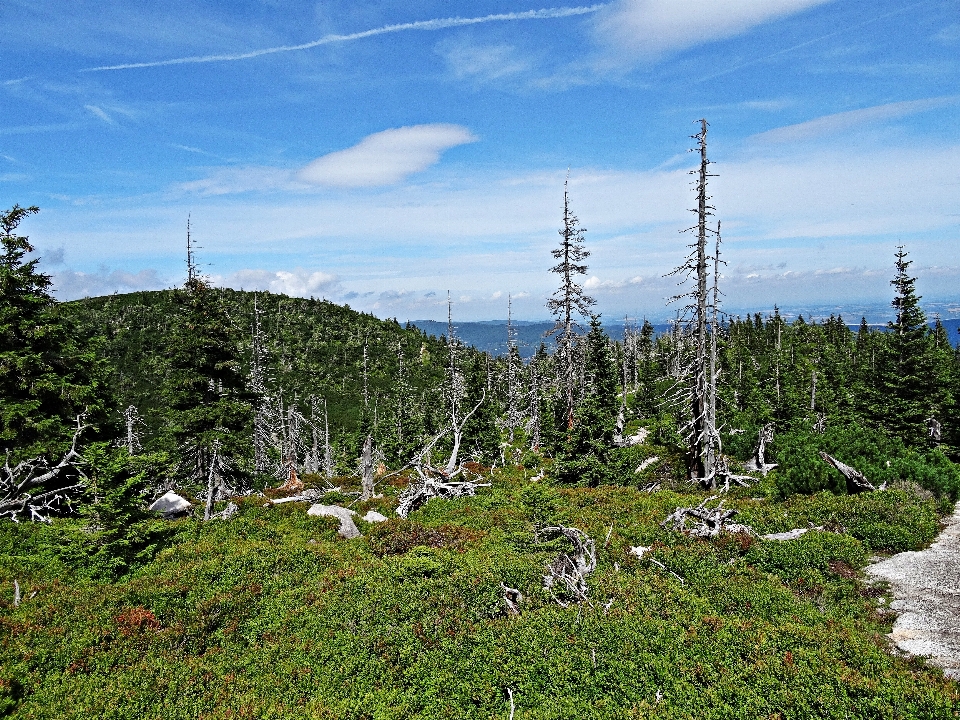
[[819, 452, 877, 493], [761, 526, 824, 541]]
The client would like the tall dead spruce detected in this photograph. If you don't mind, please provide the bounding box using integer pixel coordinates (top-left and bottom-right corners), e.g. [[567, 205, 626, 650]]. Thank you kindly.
[[442, 295, 485, 475], [667, 120, 725, 489], [547, 177, 595, 427]]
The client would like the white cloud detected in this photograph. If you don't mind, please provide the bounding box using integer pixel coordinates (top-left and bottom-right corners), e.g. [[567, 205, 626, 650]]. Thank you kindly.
[[221, 268, 340, 297], [51, 267, 166, 300], [437, 40, 531, 81], [751, 97, 960, 144], [593, 0, 833, 62], [297, 124, 478, 188]]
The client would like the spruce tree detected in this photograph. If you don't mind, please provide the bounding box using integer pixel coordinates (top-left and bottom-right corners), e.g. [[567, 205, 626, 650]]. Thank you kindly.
[[163, 274, 253, 487], [879, 247, 934, 445], [554, 317, 617, 485], [0, 205, 101, 461]]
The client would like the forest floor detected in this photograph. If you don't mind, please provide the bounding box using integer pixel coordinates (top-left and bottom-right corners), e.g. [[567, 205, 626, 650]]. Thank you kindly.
[[867, 501, 960, 679]]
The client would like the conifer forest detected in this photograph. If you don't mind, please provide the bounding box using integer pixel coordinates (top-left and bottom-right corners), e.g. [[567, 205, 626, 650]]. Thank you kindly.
[[2, 126, 960, 718]]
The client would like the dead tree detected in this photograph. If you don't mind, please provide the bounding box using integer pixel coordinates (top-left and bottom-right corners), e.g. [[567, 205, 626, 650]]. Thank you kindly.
[[820, 452, 878, 493], [503, 294, 526, 444], [744, 423, 777, 475], [250, 294, 273, 476], [443, 296, 486, 474], [202, 443, 234, 521], [540, 526, 596, 606], [546, 176, 595, 427], [1, 416, 88, 522], [118, 405, 144, 455], [360, 435, 375, 501], [660, 495, 754, 538], [666, 120, 723, 489], [396, 432, 490, 518]]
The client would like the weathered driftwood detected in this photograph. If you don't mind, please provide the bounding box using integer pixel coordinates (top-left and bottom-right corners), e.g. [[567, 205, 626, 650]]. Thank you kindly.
[[306, 504, 361, 539], [819, 452, 877, 493], [540, 526, 596, 606], [1, 416, 88, 523], [660, 495, 755, 538]]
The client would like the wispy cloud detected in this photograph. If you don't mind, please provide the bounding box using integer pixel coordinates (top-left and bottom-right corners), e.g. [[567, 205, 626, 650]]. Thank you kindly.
[[297, 124, 478, 188], [593, 0, 833, 63], [84, 104, 114, 124], [82, 6, 605, 72], [751, 96, 960, 143], [436, 40, 532, 82]]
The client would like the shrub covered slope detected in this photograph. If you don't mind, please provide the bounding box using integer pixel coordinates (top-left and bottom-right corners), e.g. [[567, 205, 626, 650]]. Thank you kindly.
[[2, 471, 958, 719]]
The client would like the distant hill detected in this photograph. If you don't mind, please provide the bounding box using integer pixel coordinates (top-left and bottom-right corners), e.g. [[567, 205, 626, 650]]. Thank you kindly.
[[414, 316, 960, 356]]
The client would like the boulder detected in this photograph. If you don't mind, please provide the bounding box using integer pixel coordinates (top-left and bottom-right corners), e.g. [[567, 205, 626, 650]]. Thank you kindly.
[[307, 504, 361, 539], [149, 491, 192, 518], [362, 510, 389, 523]]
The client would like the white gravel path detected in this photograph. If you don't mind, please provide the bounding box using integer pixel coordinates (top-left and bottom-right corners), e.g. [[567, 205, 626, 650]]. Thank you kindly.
[[865, 502, 960, 679]]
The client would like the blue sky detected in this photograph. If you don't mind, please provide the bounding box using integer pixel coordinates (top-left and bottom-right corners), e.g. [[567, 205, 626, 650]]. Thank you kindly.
[[3, 0, 959, 321]]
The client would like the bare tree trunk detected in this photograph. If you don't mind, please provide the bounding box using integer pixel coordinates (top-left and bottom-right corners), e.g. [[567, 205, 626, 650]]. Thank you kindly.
[[360, 435, 374, 501], [323, 399, 332, 479]]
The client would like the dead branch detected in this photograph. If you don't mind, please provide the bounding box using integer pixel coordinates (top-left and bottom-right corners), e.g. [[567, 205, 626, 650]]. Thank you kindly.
[[395, 432, 490, 518], [819, 452, 876, 493], [0, 415, 89, 522], [540, 526, 596, 606], [500, 582, 523, 616], [660, 495, 755, 538]]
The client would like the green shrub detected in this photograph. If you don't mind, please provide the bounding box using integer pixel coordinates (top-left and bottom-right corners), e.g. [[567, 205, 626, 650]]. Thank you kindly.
[[771, 423, 960, 499]]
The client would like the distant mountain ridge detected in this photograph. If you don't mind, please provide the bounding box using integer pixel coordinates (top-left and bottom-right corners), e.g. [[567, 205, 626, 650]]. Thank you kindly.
[[413, 316, 960, 357]]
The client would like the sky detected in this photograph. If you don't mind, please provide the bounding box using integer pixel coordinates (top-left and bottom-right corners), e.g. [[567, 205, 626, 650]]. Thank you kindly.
[[3, 0, 959, 322]]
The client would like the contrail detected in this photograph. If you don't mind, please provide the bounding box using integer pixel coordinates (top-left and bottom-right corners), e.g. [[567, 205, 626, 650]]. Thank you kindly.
[[696, 0, 932, 83], [82, 5, 606, 72]]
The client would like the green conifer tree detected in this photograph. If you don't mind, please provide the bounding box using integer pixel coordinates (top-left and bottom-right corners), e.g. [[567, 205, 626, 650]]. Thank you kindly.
[[0, 205, 102, 461], [879, 247, 935, 446]]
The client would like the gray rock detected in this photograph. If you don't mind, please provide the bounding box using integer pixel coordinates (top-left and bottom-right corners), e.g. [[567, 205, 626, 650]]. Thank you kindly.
[[149, 491, 192, 517], [362, 510, 389, 523], [307, 504, 361, 539]]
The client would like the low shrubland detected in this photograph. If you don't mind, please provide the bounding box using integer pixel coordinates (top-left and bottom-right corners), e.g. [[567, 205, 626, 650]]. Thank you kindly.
[[1, 468, 958, 719]]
